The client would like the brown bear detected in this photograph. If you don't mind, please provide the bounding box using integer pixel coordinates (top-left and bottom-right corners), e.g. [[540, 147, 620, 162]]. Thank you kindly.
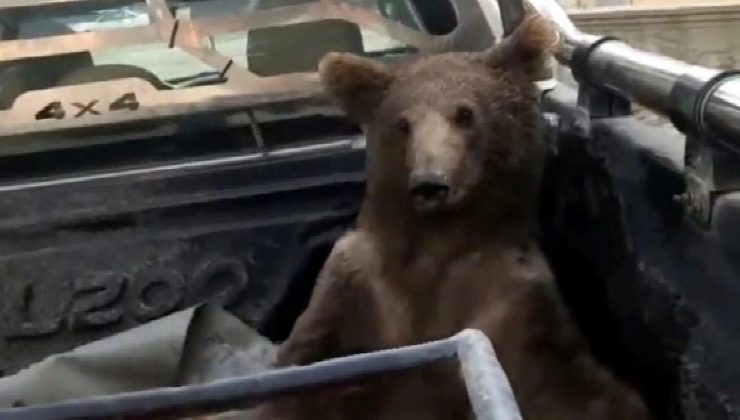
[[254, 12, 652, 420]]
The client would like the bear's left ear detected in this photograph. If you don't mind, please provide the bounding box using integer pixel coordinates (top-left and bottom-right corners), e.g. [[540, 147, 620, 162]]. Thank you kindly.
[[484, 12, 558, 81], [318, 52, 394, 124]]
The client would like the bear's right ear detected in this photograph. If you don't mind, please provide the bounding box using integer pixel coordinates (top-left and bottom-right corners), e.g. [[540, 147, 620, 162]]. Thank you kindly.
[[485, 12, 558, 81], [318, 52, 394, 124]]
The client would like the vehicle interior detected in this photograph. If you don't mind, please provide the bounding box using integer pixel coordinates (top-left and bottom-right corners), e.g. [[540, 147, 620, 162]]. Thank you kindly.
[[0, 0, 737, 419]]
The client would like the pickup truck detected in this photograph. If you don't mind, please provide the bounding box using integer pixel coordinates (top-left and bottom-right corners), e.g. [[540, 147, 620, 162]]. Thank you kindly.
[[0, 0, 739, 419]]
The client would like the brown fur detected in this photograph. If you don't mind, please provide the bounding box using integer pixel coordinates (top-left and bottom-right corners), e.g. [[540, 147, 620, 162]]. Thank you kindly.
[[255, 13, 652, 420]]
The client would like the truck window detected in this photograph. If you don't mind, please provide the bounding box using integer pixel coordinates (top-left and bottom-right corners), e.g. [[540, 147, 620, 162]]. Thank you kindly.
[[0, 1, 455, 86], [378, 0, 458, 35], [0, 0, 462, 129]]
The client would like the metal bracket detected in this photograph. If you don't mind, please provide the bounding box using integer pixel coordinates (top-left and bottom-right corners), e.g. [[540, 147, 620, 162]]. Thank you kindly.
[[670, 70, 740, 227], [576, 84, 632, 120], [679, 133, 740, 227], [570, 36, 632, 119], [0, 329, 522, 420]]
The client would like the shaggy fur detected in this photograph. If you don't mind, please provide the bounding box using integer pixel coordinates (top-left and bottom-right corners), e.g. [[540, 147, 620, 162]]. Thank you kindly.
[[255, 13, 652, 420]]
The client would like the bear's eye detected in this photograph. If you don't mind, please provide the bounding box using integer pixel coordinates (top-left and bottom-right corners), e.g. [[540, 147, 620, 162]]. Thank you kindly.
[[396, 117, 411, 136], [454, 105, 475, 128]]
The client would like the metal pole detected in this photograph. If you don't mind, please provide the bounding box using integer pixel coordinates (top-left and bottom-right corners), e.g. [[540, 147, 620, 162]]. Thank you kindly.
[[499, 0, 740, 143], [0, 329, 522, 420]]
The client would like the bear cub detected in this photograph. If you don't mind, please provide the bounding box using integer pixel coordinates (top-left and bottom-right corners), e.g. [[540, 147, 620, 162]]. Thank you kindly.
[[256, 12, 653, 420]]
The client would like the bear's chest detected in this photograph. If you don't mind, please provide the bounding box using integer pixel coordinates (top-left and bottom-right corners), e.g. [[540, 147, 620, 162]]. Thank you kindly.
[[358, 247, 521, 351]]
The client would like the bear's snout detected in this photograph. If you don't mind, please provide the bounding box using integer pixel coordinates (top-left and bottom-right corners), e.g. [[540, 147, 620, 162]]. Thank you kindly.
[[409, 173, 450, 211]]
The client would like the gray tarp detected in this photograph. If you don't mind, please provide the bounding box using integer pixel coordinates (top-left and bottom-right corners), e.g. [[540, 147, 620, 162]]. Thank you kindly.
[[0, 304, 277, 416]]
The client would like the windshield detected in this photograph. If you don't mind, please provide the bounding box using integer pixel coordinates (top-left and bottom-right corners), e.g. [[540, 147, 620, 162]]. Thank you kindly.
[[0, 0, 474, 118]]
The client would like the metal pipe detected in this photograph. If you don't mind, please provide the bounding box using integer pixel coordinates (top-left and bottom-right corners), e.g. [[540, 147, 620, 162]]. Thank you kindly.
[[503, 0, 740, 143], [702, 75, 740, 143], [585, 41, 718, 114], [458, 330, 523, 420], [0, 329, 522, 420]]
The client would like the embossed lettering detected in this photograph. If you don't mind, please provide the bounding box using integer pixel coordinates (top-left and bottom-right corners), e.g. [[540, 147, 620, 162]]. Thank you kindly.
[[5, 319, 62, 340], [128, 268, 185, 322], [4, 283, 63, 340], [72, 100, 100, 117], [35, 101, 66, 120], [109, 93, 140, 111], [191, 257, 249, 308], [3, 255, 252, 341], [67, 273, 126, 331]]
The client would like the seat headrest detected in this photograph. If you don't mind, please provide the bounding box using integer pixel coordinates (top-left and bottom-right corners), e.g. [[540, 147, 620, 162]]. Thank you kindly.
[[247, 19, 365, 77]]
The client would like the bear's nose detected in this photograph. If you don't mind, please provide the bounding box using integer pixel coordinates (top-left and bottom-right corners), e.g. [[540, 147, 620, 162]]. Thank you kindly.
[[409, 173, 450, 203]]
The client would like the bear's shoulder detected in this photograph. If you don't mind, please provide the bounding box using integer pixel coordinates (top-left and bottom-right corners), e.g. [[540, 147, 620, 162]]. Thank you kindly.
[[321, 229, 382, 284]]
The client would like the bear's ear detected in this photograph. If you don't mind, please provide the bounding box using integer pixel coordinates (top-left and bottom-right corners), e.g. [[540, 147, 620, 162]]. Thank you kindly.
[[485, 12, 558, 80], [318, 52, 394, 123]]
